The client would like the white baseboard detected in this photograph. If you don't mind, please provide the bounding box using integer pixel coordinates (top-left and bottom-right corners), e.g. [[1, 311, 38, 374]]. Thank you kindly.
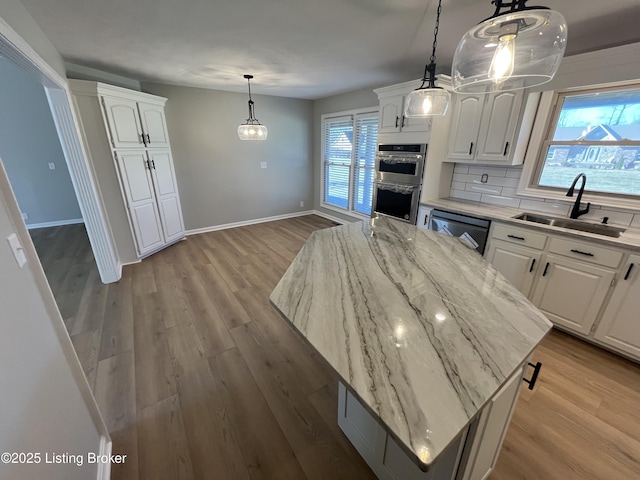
[[26, 218, 84, 229], [186, 210, 316, 236], [311, 209, 352, 225]]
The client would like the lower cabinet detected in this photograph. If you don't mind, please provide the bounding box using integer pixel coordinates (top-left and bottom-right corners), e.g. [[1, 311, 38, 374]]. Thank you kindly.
[[594, 255, 640, 358], [115, 149, 185, 257], [530, 254, 615, 336], [486, 240, 541, 297], [338, 363, 528, 480]]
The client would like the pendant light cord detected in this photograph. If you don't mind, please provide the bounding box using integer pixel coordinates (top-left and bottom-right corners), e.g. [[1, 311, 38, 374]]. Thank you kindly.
[[421, 0, 443, 89]]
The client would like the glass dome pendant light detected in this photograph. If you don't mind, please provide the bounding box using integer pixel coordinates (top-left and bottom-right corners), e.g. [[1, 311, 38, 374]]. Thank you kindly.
[[238, 74, 268, 140], [405, 0, 450, 117], [451, 0, 567, 94]]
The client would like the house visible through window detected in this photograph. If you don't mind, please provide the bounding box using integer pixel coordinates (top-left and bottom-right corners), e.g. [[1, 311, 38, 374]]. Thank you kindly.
[[322, 109, 379, 215], [535, 86, 640, 197]]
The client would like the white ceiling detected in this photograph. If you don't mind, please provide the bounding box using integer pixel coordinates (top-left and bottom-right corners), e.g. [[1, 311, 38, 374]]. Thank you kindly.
[[19, 0, 640, 99]]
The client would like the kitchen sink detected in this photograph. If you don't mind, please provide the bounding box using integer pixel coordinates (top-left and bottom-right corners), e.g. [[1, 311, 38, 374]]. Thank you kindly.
[[513, 213, 626, 238]]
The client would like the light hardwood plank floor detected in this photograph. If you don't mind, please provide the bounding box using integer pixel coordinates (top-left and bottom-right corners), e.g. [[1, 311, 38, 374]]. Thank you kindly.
[[31, 218, 640, 480]]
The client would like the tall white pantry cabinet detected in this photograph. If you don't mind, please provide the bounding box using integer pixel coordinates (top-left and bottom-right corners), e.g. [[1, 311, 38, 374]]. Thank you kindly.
[[70, 80, 185, 262]]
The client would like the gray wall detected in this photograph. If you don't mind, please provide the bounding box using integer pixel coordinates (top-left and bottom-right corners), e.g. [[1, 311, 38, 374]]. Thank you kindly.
[[0, 56, 82, 227], [313, 85, 381, 222], [141, 82, 314, 230]]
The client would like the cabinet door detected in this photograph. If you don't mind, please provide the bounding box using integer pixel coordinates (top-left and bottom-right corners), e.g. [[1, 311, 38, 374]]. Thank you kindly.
[[148, 150, 185, 243], [594, 256, 640, 359], [531, 254, 614, 335], [460, 362, 527, 480], [379, 96, 403, 133], [446, 94, 483, 162], [138, 102, 170, 148], [476, 91, 523, 163], [401, 97, 432, 133], [115, 151, 164, 255], [102, 96, 145, 148], [486, 240, 541, 297]]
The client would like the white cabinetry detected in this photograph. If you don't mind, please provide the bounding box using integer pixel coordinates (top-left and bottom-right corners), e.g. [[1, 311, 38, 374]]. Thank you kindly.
[[594, 255, 640, 358], [375, 79, 448, 138], [338, 362, 532, 480], [486, 223, 547, 297], [445, 90, 538, 165], [70, 80, 185, 262]]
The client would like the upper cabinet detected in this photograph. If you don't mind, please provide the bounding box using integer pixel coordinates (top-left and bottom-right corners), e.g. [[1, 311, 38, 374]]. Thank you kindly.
[[375, 79, 446, 137], [102, 96, 171, 149], [445, 90, 539, 165]]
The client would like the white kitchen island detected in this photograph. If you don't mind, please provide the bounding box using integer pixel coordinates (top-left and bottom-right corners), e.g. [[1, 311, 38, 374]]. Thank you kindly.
[[270, 216, 552, 479]]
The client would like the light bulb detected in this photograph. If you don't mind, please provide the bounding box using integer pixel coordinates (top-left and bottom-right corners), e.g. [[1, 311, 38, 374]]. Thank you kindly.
[[489, 34, 516, 84], [488, 21, 519, 85], [422, 97, 432, 115]]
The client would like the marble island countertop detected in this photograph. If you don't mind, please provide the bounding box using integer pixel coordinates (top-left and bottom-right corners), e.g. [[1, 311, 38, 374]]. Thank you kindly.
[[270, 216, 552, 469]]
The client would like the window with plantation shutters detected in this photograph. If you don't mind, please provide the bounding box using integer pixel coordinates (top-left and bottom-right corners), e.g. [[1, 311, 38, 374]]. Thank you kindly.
[[322, 109, 379, 215]]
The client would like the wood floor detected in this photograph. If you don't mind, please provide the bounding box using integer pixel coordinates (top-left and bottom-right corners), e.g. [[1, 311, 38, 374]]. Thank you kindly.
[[30, 217, 640, 480]]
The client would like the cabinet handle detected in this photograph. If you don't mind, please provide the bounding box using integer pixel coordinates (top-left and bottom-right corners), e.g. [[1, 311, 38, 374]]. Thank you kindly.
[[146, 133, 151, 144], [402, 116, 406, 127], [503, 141, 510, 156], [624, 263, 635, 281], [570, 249, 594, 257], [542, 262, 550, 276], [424, 214, 429, 226], [469, 142, 474, 155], [395, 116, 399, 128], [151, 159, 156, 169], [529, 258, 536, 273], [144, 159, 150, 170], [140, 133, 146, 145], [523, 361, 542, 390], [507, 234, 525, 241]]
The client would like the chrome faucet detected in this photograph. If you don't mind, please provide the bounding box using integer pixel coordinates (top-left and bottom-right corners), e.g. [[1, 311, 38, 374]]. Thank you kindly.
[[566, 173, 590, 219]]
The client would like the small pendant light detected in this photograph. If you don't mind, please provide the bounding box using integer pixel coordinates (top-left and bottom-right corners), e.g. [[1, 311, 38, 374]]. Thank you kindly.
[[238, 74, 268, 140], [451, 0, 567, 94], [405, 0, 449, 117]]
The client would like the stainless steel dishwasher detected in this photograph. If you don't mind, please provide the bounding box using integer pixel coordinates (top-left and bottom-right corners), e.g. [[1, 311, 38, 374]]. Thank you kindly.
[[428, 209, 491, 255]]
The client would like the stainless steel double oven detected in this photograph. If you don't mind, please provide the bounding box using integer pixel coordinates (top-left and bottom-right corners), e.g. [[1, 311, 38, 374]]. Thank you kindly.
[[372, 144, 426, 224]]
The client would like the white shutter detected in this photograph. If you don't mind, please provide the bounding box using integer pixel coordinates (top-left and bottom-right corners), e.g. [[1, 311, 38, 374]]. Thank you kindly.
[[323, 116, 353, 209], [353, 114, 379, 215]]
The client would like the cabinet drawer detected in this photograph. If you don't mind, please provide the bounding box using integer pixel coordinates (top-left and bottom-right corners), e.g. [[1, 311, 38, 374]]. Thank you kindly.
[[548, 237, 623, 268], [491, 224, 547, 250]]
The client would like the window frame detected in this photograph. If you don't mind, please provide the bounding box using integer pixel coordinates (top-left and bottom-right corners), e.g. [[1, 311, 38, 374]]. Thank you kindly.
[[320, 107, 379, 218], [517, 81, 640, 211]]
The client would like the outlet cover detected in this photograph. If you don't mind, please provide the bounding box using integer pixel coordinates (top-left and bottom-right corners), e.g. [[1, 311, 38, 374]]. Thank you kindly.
[[7, 233, 27, 268], [48, 162, 56, 170], [300, 201, 304, 207], [22, 213, 28, 220], [260, 162, 267, 169]]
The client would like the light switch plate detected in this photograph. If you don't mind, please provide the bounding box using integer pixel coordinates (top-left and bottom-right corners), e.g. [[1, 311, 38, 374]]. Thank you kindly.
[[7, 233, 27, 268]]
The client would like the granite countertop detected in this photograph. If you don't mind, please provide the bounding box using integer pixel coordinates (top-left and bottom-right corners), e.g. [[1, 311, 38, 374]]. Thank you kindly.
[[270, 216, 552, 469], [422, 198, 640, 252]]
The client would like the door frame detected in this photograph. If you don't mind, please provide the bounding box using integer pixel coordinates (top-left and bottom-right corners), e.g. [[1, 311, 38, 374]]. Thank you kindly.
[[0, 17, 119, 284]]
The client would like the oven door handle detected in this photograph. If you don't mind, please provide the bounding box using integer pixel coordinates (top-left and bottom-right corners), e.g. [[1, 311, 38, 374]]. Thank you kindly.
[[376, 183, 417, 194]]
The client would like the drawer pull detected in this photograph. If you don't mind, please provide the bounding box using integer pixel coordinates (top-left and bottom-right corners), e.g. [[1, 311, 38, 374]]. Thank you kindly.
[[523, 361, 542, 390], [529, 258, 536, 273], [542, 262, 550, 276], [624, 263, 635, 281], [507, 234, 525, 241], [570, 249, 594, 257]]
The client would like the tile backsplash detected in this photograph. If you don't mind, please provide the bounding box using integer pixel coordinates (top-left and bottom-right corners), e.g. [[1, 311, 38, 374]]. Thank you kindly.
[[449, 164, 640, 227]]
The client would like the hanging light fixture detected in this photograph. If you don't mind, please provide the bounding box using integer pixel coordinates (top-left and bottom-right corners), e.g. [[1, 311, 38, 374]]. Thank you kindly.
[[405, 0, 449, 117], [238, 74, 268, 140], [451, 0, 567, 94]]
